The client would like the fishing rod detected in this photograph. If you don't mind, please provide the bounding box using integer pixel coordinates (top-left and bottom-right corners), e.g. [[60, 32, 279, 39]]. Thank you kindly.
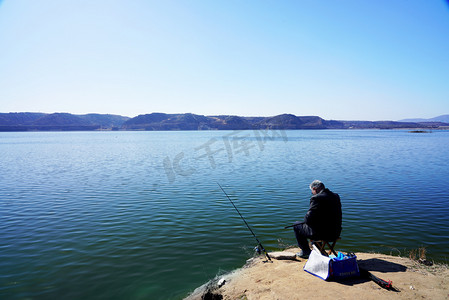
[[359, 267, 398, 291], [217, 183, 272, 262], [284, 223, 299, 229]]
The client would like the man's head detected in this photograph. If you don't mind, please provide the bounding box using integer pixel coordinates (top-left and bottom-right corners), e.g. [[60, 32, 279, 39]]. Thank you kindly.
[[310, 180, 325, 195]]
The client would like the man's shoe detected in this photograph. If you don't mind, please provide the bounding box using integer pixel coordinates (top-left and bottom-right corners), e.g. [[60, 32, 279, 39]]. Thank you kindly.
[[296, 250, 310, 259]]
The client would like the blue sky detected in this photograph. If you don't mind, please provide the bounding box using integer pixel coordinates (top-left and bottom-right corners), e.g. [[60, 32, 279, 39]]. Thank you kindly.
[[0, 0, 448, 120]]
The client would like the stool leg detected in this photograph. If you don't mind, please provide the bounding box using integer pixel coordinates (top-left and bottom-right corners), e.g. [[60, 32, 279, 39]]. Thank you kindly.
[[328, 241, 338, 256], [313, 241, 329, 256]]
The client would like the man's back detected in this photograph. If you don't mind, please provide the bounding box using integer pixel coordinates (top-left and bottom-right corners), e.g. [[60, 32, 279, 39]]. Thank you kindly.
[[304, 188, 342, 240]]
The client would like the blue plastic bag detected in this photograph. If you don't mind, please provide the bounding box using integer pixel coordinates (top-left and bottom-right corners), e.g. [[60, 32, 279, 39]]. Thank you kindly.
[[304, 250, 360, 281], [330, 252, 360, 280]]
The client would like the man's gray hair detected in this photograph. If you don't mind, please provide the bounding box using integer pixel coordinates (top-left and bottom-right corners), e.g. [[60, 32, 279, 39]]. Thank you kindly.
[[310, 180, 325, 191]]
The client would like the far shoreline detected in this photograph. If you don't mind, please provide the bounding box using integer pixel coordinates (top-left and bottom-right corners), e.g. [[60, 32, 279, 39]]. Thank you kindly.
[[1, 127, 448, 133], [1, 112, 448, 132]]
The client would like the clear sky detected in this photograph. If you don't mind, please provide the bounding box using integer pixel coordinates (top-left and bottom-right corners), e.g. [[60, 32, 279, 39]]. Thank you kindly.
[[0, 0, 448, 120]]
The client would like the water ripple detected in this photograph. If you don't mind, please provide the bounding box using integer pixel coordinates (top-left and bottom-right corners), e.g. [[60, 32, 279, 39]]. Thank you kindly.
[[1, 130, 449, 299]]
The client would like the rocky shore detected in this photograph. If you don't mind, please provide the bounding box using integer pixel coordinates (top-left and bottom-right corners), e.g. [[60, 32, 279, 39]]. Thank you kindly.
[[185, 248, 449, 300]]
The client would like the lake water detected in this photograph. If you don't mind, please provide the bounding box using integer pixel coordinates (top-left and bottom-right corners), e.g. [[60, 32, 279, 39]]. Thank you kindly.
[[1, 130, 449, 299]]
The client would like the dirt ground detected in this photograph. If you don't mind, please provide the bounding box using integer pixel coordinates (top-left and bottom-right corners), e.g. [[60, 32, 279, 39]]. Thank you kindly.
[[185, 248, 449, 300]]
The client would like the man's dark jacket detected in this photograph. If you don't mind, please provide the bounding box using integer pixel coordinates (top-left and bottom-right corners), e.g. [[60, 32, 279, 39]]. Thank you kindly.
[[304, 188, 342, 240]]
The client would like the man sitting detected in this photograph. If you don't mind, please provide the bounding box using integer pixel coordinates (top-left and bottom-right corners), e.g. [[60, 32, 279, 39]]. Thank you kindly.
[[293, 180, 342, 258]]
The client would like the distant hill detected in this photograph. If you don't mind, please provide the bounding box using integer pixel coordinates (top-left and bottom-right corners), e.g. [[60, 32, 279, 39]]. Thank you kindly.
[[1, 112, 447, 131], [122, 113, 447, 131], [33, 113, 89, 126], [399, 114, 449, 123], [0, 112, 47, 125], [120, 113, 341, 130], [77, 114, 130, 128], [122, 113, 214, 130], [0, 112, 129, 131]]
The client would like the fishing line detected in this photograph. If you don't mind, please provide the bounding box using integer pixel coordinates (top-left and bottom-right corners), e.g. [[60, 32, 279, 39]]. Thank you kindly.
[[217, 182, 272, 262]]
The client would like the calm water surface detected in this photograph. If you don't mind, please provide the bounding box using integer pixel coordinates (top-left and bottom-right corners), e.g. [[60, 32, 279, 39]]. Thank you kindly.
[[1, 130, 449, 299]]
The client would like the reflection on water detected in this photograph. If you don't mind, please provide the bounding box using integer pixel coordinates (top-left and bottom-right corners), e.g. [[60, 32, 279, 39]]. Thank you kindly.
[[1, 130, 449, 299]]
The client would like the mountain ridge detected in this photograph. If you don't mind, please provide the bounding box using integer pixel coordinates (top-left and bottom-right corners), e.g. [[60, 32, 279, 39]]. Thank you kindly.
[[0, 112, 448, 131], [0, 112, 129, 131], [398, 114, 449, 123]]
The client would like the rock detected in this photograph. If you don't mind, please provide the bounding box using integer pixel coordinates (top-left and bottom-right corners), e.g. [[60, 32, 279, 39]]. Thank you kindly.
[[418, 258, 433, 266], [269, 251, 298, 260], [217, 278, 226, 287]]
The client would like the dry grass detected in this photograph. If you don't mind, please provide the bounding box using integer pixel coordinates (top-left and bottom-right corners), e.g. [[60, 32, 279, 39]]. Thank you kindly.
[[409, 247, 427, 261], [405, 247, 449, 276]]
